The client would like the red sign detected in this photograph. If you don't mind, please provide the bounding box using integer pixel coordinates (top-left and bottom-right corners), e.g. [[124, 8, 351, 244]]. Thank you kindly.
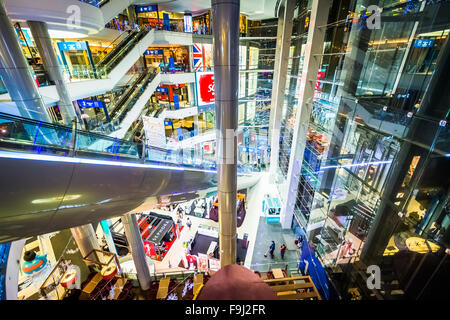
[[143, 240, 156, 258], [196, 72, 215, 106]]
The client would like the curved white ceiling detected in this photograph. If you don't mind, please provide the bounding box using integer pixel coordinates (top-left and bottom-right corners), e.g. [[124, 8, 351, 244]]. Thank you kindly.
[[145, 0, 279, 20], [4, 0, 104, 38]]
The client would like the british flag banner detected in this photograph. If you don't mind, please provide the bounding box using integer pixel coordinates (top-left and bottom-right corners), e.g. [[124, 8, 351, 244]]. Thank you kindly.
[[193, 43, 205, 72]]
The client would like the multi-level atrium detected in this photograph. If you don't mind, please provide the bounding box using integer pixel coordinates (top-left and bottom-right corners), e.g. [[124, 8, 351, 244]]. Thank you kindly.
[[0, 0, 449, 304]]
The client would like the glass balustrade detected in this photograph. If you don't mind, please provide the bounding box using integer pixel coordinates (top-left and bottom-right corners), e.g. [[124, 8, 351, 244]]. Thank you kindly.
[[0, 112, 262, 174]]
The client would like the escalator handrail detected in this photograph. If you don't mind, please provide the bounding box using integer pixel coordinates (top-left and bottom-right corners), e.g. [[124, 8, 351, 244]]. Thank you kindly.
[[114, 71, 157, 122], [96, 30, 139, 68], [102, 29, 150, 73], [0, 112, 260, 174], [109, 72, 149, 118]]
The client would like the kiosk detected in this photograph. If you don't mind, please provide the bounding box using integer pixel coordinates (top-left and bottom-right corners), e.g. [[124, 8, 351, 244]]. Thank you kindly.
[[263, 195, 281, 223]]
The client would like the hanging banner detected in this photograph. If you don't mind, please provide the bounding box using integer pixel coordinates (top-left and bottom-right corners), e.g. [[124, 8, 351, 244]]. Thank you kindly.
[[184, 14, 193, 33], [142, 116, 167, 148], [193, 43, 213, 72], [195, 72, 215, 106], [197, 253, 209, 273], [208, 257, 220, 271]]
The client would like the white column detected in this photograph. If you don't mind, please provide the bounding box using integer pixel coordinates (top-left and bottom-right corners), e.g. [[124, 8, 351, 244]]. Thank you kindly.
[[279, 0, 332, 229], [268, 0, 296, 176]]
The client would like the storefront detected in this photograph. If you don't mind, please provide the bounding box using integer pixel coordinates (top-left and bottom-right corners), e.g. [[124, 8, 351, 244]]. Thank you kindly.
[[144, 46, 190, 72], [136, 7, 185, 32], [152, 83, 191, 109], [192, 11, 211, 35]]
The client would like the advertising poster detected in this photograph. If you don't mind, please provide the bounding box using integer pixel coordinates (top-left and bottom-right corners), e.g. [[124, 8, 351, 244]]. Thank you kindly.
[[197, 253, 209, 273], [143, 240, 156, 259], [195, 71, 215, 106], [208, 257, 220, 271], [142, 116, 167, 148]]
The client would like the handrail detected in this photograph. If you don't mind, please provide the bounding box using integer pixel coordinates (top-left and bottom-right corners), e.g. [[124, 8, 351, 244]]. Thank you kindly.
[[0, 111, 264, 174], [101, 31, 128, 55]]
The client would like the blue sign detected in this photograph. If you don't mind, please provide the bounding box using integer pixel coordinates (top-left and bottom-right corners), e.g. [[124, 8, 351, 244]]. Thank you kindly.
[[77, 100, 104, 108], [144, 49, 163, 55], [168, 57, 175, 70], [173, 95, 180, 110], [198, 105, 215, 114], [57, 41, 88, 51], [155, 87, 169, 93], [135, 5, 158, 13], [164, 120, 173, 126], [177, 127, 183, 140], [163, 13, 170, 31], [414, 39, 434, 48]]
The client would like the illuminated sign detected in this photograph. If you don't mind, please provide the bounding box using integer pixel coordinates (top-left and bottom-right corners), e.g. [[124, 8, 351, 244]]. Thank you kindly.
[[155, 87, 169, 93], [195, 72, 215, 106], [414, 39, 434, 48], [184, 14, 193, 33], [144, 49, 163, 55], [57, 41, 88, 51], [135, 5, 158, 13], [77, 100, 104, 108]]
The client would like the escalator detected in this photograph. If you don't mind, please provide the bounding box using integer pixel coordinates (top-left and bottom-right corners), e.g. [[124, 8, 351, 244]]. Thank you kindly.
[[112, 71, 157, 124], [108, 72, 147, 119], [0, 112, 259, 242], [91, 70, 159, 135], [95, 29, 149, 75]]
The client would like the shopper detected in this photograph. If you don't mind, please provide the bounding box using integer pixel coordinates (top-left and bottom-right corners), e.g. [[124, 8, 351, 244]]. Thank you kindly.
[[134, 132, 144, 159], [186, 217, 192, 231], [280, 244, 287, 260], [297, 235, 303, 248], [265, 241, 276, 259]]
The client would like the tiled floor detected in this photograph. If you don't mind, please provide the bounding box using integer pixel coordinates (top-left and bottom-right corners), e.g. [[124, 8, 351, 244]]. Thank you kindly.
[[250, 216, 301, 273]]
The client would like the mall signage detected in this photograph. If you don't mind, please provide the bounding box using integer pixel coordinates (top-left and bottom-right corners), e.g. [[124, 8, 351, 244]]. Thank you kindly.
[[57, 41, 88, 51], [135, 5, 158, 13], [155, 87, 169, 93], [414, 38, 434, 48], [77, 100, 104, 108], [195, 72, 215, 106], [144, 49, 163, 55], [142, 116, 166, 148]]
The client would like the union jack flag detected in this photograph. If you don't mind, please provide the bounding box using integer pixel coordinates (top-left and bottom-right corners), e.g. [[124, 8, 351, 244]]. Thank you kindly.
[[193, 43, 205, 72]]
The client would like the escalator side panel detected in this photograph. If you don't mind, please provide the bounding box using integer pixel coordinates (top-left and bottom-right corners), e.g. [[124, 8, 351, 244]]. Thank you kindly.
[[0, 155, 216, 242]]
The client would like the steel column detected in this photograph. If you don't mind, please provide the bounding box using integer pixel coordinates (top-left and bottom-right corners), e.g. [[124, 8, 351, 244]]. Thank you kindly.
[[212, 0, 240, 267], [70, 224, 101, 266], [28, 20, 79, 124], [122, 213, 151, 290], [0, 0, 50, 122]]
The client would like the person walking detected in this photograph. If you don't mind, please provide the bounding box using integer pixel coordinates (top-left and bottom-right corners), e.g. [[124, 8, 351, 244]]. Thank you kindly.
[[186, 217, 192, 231], [264, 241, 276, 259], [280, 244, 287, 260]]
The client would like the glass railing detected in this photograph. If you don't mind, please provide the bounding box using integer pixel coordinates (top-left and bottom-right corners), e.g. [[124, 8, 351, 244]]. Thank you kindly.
[[0, 112, 262, 174], [101, 29, 151, 74], [62, 65, 109, 82]]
